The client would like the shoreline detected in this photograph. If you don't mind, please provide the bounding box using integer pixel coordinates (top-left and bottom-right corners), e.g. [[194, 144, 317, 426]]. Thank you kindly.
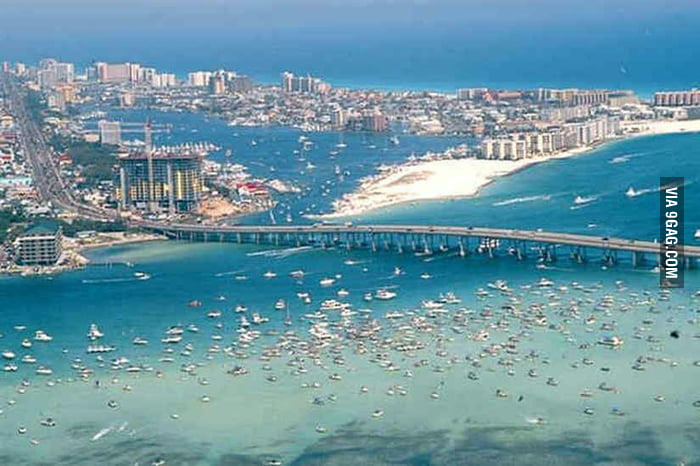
[[315, 119, 700, 219]]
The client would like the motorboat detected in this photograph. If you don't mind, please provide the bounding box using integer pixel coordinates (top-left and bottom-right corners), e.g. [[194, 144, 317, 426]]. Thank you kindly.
[[2, 350, 16, 360], [34, 330, 53, 342], [375, 289, 397, 300], [87, 324, 104, 341], [319, 277, 336, 287], [275, 299, 286, 311], [132, 337, 149, 346], [289, 269, 305, 279], [263, 271, 277, 279]]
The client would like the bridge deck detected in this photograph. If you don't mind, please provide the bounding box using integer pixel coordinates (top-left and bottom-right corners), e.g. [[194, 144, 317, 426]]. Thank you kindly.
[[139, 222, 700, 259]]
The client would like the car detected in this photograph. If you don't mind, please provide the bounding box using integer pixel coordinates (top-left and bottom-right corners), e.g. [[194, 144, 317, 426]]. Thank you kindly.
[[602, 237, 609, 241]]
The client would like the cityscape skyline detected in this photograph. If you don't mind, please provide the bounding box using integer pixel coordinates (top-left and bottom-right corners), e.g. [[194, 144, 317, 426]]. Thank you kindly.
[[3, 1, 700, 93]]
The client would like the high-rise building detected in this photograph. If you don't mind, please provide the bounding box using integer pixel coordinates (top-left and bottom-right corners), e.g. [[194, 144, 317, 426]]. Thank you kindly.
[[209, 73, 226, 95], [36, 60, 75, 89], [98, 120, 121, 145], [117, 151, 204, 213], [15, 222, 63, 266], [95, 62, 141, 83], [362, 110, 388, 132], [330, 106, 346, 129], [1, 62, 9, 73], [654, 89, 700, 107], [280, 72, 329, 94], [281, 72, 294, 93], [230, 75, 253, 93], [188, 71, 212, 87]]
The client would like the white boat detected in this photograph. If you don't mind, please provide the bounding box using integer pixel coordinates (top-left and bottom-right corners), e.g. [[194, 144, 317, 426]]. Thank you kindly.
[[319, 277, 336, 287], [695, 229, 700, 239], [239, 316, 251, 328], [251, 313, 269, 324], [625, 186, 637, 198], [275, 299, 286, 311], [4, 363, 18, 372], [487, 280, 510, 293], [166, 326, 184, 335], [598, 336, 624, 348], [320, 299, 350, 311], [574, 195, 596, 205], [538, 278, 554, 287], [36, 366, 53, 376], [34, 330, 52, 342], [363, 292, 373, 301], [263, 271, 277, 279], [420, 273, 431, 280], [161, 335, 182, 344], [422, 300, 444, 309], [337, 288, 350, 297], [207, 310, 222, 318], [2, 350, 16, 360], [390, 136, 400, 145], [393, 267, 403, 276], [385, 311, 404, 319], [235, 305, 247, 313], [21, 355, 36, 364], [438, 292, 461, 304], [289, 269, 305, 278], [375, 289, 397, 300], [87, 324, 104, 341], [133, 271, 151, 280], [87, 345, 116, 353], [132, 337, 149, 346]]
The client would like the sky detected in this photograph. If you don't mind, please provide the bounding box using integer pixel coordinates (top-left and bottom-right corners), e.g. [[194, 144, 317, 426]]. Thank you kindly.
[[3, 0, 700, 91]]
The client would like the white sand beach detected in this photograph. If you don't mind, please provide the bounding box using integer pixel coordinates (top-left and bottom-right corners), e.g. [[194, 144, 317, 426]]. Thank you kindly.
[[318, 118, 700, 218]]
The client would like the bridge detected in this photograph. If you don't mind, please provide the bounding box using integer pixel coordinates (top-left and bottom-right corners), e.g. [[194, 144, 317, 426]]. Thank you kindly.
[[139, 222, 700, 268]]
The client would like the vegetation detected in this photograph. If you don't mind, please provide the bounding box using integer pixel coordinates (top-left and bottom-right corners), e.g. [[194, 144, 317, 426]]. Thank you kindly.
[[50, 135, 118, 186], [57, 218, 128, 237], [0, 209, 25, 243]]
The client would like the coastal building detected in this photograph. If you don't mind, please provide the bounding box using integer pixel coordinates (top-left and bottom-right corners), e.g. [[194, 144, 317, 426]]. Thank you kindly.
[[537, 88, 611, 106], [98, 120, 121, 145], [95, 62, 141, 84], [362, 110, 388, 132], [330, 106, 346, 129], [481, 116, 620, 160], [188, 71, 213, 87], [117, 150, 204, 213], [457, 88, 489, 100], [36, 59, 75, 90], [209, 73, 227, 95], [15, 222, 63, 266], [230, 75, 253, 93], [654, 89, 700, 107], [280, 72, 329, 94]]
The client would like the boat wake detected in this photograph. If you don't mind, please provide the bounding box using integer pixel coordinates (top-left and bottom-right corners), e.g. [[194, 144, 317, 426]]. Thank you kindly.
[[82, 277, 142, 284], [247, 246, 314, 258], [609, 153, 639, 164], [570, 194, 599, 210], [493, 194, 552, 207], [214, 270, 247, 277]]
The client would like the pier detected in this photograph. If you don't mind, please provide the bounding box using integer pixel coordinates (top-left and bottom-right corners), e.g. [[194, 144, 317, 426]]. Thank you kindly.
[[138, 222, 700, 269]]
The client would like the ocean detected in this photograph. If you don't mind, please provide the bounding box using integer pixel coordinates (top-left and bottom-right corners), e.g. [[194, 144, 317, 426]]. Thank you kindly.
[[1, 109, 699, 465]]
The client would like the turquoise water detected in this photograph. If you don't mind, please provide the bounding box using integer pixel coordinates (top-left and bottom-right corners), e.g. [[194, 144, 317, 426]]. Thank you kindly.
[[1, 111, 700, 465]]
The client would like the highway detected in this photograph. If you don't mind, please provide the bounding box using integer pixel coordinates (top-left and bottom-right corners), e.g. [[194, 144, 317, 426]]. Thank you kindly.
[[139, 222, 700, 259]]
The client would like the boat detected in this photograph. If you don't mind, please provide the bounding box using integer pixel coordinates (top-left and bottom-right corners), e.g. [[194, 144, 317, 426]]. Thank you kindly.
[[132, 337, 149, 346], [251, 313, 269, 324], [21, 355, 36, 364], [537, 278, 554, 287], [487, 280, 510, 293], [188, 300, 202, 308], [239, 315, 251, 328], [161, 335, 182, 344], [574, 195, 596, 205], [393, 267, 403, 276], [420, 273, 431, 280], [363, 292, 373, 301], [320, 299, 349, 311], [375, 289, 397, 300], [34, 330, 53, 342], [422, 300, 444, 309], [337, 288, 350, 297], [35, 366, 53, 376], [390, 136, 400, 145], [235, 305, 247, 313], [275, 299, 286, 311], [319, 277, 336, 287], [87, 324, 104, 341], [207, 310, 222, 318], [289, 269, 305, 278], [625, 186, 637, 198], [598, 336, 624, 348], [2, 350, 16, 360], [695, 229, 700, 239], [4, 364, 18, 372], [263, 271, 277, 279], [87, 345, 116, 354], [133, 271, 151, 280]]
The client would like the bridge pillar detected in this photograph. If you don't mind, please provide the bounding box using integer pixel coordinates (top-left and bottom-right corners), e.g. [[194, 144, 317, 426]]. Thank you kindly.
[[632, 251, 643, 267], [458, 239, 465, 257]]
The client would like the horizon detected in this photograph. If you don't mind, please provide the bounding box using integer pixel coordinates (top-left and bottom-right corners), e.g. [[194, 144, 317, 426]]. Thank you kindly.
[[3, 0, 700, 92]]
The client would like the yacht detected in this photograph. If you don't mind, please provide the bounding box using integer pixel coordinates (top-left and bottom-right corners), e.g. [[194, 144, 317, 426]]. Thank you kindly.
[[34, 330, 53, 342], [393, 267, 403, 276], [20, 339, 32, 349], [2, 350, 16, 360], [487, 280, 510, 293], [275, 299, 286, 311], [337, 288, 350, 297], [598, 336, 624, 348], [420, 273, 431, 280], [235, 305, 247, 313], [537, 278, 554, 287], [35, 366, 53, 376], [695, 229, 700, 240], [133, 271, 151, 280], [263, 271, 277, 279], [252, 313, 269, 325], [239, 315, 251, 328], [438, 292, 461, 304], [375, 289, 397, 300], [3, 363, 18, 372], [421, 300, 444, 309], [289, 269, 305, 279], [87, 324, 104, 341], [319, 277, 336, 287], [320, 299, 349, 311], [625, 186, 637, 198], [21, 355, 36, 364], [363, 292, 373, 302], [161, 335, 183, 344], [132, 337, 149, 346], [207, 310, 222, 318]]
